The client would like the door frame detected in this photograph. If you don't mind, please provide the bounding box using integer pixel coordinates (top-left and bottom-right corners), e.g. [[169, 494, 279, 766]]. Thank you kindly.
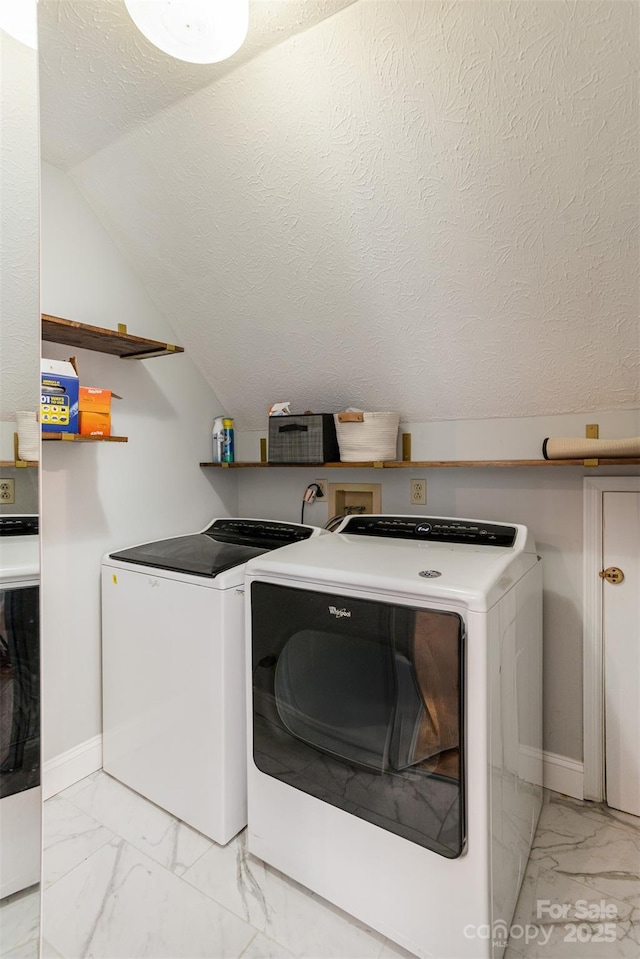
[[583, 476, 640, 801]]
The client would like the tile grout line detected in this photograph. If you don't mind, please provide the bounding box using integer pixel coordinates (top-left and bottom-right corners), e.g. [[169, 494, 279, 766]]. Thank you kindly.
[[236, 929, 259, 959]]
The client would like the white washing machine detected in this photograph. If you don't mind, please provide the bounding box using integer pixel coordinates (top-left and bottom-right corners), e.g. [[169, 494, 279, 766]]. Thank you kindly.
[[101, 517, 325, 845], [245, 515, 543, 959], [0, 515, 40, 900]]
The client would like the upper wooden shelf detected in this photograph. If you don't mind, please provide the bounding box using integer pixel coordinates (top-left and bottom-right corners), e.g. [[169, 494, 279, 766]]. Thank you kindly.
[[42, 315, 184, 360], [200, 459, 640, 469]]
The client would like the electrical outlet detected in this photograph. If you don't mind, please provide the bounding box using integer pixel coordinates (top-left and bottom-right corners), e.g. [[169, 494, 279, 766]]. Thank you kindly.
[[410, 478, 426, 506], [0, 479, 16, 505], [314, 479, 328, 499]]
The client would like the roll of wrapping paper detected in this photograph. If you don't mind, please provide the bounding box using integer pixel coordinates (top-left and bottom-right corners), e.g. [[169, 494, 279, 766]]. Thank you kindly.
[[542, 436, 640, 460]]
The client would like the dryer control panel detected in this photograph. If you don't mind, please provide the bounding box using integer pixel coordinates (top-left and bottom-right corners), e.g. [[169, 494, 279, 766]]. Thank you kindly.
[[337, 515, 517, 547], [203, 518, 317, 547]]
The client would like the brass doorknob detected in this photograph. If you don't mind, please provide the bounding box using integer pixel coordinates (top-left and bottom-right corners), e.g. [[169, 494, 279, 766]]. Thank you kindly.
[[599, 566, 625, 585]]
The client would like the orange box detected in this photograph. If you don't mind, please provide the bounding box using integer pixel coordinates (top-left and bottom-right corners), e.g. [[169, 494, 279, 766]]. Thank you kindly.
[[78, 387, 121, 435], [79, 386, 113, 414], [79, 411, 111, 436]]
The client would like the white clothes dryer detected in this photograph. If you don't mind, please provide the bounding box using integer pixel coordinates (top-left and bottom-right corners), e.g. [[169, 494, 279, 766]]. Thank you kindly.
[[101, 518, 325, 845], [245, 515, 543, 959]]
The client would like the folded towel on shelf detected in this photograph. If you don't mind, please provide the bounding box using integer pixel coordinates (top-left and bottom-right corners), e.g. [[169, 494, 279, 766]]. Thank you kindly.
[[16, 411, 39, 462]]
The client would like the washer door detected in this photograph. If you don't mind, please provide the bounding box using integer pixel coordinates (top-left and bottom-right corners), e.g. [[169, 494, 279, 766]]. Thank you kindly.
[[109, 534, 266, 577], [251, 582, 465, 859]]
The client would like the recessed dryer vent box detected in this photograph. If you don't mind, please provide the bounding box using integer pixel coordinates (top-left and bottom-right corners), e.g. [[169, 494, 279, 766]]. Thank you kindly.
[[329, 483, 381, 517]]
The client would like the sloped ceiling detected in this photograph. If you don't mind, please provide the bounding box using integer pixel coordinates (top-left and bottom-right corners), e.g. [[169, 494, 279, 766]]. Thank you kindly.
[[39, 0, 639, 430], [39, 0, 359, 169]]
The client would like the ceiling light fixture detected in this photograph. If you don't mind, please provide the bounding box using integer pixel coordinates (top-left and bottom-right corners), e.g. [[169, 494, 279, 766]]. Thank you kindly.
[[124, 0, 248, 65], [0, 0, 38, 49]]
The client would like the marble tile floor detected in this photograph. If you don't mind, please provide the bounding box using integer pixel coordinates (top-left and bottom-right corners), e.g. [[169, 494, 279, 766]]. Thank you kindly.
[[504, 793, 640, 959], [0, 886, 39, 959], [2, 773, 639, 958]]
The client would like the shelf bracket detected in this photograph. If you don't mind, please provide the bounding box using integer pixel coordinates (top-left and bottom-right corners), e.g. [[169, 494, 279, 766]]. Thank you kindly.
[[584, 423, 599, 467], [13, 433, 30, 468]]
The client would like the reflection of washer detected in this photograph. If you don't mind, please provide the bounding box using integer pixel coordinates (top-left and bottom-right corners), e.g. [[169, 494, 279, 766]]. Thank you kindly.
[[0, 515, 40, 900], [102, 518, 325, 845], [246, 515, 543, 959]]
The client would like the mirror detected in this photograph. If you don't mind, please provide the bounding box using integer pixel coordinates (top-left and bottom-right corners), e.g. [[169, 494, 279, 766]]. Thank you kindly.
[[0, 9, 42, 958]]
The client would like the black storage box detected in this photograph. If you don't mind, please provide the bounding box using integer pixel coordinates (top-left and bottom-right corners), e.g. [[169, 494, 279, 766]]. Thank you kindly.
[[268, 414, 339, 464]]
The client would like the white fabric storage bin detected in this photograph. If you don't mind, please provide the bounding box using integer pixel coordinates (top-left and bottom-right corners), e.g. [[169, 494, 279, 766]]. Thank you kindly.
[[16, 411, 39, 462], [334, 411, 399, 462]]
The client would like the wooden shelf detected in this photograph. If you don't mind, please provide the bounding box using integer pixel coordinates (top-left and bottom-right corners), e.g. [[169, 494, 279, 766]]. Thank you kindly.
[[0, 460, 38, 467], [42, 314, 184, 360], [43, 434, 128, 443], [200, 461, 383, 468], [378, 458, 640, 468], [200, 458, 640, 469]]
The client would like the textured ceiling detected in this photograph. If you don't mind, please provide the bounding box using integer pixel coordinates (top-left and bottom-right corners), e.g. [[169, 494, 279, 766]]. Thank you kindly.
[[39, 0, 358, 169], [40, 0, 639, 430]]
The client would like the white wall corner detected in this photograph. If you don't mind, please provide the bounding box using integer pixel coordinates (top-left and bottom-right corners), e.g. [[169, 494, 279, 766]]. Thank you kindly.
[[543, 750, 584, 801], [43, 735, 103, 800]]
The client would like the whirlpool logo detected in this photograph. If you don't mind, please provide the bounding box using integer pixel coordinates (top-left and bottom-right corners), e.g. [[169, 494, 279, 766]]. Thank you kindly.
[[328, 605, 351, 618]]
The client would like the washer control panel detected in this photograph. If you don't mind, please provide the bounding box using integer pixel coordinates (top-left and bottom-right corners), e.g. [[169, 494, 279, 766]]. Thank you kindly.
[[338, 515, 517, 547]]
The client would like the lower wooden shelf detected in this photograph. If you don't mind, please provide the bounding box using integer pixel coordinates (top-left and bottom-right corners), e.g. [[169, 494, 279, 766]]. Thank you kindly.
[[200, 458, 640, 469], [43, 434, 128, 443]]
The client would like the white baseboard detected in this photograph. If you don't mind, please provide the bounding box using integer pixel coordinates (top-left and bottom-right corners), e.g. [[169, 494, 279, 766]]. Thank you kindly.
[[43, 735, 103, 800], [543, 749, 584, 800], [40, 737, 584, 805]]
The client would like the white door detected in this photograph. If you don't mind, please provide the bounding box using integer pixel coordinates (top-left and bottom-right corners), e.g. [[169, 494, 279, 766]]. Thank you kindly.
[[603, 491, 640, 816]]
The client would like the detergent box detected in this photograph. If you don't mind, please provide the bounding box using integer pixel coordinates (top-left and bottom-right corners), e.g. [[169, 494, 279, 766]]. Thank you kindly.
[[41, 358, 79, 433], [78, 387, 120, 437]]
